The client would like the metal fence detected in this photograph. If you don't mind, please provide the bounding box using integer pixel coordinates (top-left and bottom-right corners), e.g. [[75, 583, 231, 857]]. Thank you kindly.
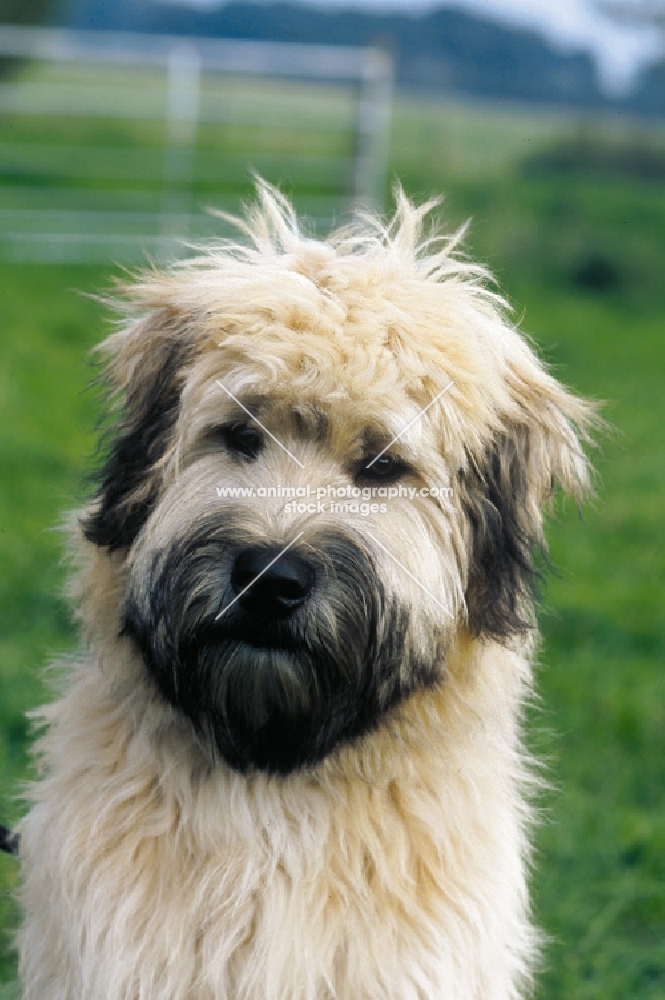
[[0, 24, 393, 263]]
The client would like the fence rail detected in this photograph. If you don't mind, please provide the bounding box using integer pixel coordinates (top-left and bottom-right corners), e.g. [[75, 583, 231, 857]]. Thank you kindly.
[[0, 25, 393, 263]]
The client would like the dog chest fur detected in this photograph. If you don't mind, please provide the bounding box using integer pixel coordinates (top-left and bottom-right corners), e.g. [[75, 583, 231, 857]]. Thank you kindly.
[[19, 637, 533, 1000]]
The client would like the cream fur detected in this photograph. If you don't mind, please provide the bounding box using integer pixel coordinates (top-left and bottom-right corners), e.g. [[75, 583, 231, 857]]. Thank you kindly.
[[17, 182, 594, 1000]]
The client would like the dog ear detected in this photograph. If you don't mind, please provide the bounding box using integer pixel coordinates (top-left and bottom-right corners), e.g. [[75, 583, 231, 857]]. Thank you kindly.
[[461, 363, 596, 642], [82, 313, 194, 552]]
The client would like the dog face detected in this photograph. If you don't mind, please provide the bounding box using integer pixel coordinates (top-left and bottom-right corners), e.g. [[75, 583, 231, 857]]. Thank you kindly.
[[81, 183, 593, 774], [115, 366, 453, 774]]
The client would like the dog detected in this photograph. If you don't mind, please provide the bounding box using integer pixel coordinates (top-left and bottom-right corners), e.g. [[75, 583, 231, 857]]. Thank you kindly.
[[17, 181, 594, 999]]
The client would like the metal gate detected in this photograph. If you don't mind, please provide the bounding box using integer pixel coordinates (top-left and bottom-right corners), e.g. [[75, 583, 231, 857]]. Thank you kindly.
[[0, 24, 392, 263]]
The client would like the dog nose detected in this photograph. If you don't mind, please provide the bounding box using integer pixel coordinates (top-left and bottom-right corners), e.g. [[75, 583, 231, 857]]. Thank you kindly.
[[231, 546, 314, 618]]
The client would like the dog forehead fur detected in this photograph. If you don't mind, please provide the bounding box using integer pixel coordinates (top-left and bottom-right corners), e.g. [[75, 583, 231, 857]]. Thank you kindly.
[[109, 188, 585, 483], [17, 182, 595, 1000]]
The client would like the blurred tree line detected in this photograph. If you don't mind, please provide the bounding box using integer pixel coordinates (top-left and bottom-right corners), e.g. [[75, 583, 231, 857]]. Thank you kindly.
[[0, 0, 59, 26], [61, 0, 665, 117], [0, 0, 663, 116]]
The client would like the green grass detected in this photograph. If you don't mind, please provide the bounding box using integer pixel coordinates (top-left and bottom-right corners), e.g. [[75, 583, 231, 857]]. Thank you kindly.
[[1, 77, 664, 997]]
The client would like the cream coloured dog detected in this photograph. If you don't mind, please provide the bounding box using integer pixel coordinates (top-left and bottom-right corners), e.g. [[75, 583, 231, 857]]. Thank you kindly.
[[18, 182, 594, 1000]]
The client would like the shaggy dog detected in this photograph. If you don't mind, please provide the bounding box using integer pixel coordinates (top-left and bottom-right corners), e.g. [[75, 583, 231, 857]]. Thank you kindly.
[[18, 183, 594, 1000]]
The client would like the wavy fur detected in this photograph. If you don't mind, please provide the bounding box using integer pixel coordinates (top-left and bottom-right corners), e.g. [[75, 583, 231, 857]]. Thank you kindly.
[[18, 182, 596, 1000]]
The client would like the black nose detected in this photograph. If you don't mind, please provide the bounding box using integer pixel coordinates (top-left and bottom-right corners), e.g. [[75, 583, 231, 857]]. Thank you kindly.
[[231, 546, 315, 618]]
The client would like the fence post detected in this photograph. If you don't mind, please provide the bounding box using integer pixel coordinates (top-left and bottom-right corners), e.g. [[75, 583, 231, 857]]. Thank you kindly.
[[161, 41, 201, 258], [354, 47, 393, 212]]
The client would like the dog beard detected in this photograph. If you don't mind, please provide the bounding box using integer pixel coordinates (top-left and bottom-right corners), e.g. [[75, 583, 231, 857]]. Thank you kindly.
[[121, 517, 440, 774]]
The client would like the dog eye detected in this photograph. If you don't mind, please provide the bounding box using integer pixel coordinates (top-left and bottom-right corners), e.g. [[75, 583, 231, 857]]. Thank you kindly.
[[356, 454, 409, 483], [219, 423, 264, 460]]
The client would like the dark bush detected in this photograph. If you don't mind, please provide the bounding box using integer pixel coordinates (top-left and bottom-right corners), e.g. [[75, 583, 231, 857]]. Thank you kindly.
[[571, 252, 621, 292], [523, 129, 665, 182]]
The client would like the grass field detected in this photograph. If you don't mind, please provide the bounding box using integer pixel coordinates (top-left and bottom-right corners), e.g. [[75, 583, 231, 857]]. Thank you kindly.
[[1, 69, 664, 998]]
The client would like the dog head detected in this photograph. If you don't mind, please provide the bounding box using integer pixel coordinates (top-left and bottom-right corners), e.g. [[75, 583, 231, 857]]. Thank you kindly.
[[80, 181, 595, 774]]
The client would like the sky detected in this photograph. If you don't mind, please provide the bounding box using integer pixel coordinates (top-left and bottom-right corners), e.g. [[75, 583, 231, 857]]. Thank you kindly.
[[178, 0, 664, 93]]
